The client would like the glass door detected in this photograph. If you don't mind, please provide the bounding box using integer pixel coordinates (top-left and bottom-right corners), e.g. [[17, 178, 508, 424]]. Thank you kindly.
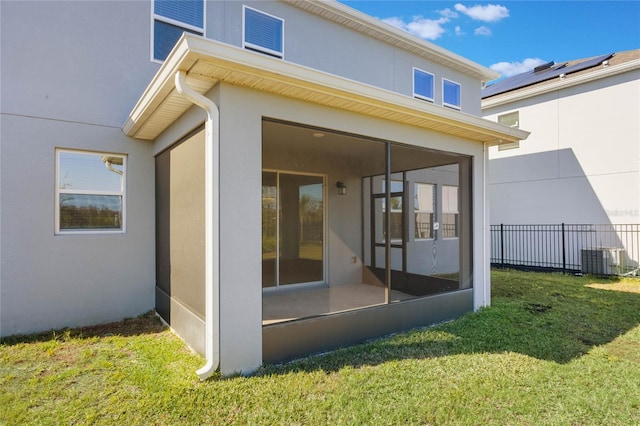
[[262, 171, 324, 288]]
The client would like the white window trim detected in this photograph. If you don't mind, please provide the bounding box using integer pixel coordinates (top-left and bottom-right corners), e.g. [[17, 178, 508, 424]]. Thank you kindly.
[[497, 111, 520, 150], [498, 141, 521, 151], [242, 5, 285, 59], [55, 149, 127, 235], [498, 110, 520, 128], [150, 0, 205, 64], [413, 67, 435, 103], [442, 78, 461, 110]]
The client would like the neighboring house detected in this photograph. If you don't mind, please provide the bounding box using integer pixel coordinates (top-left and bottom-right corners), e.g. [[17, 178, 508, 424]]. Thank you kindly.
[[1, 0, 527, 376], [483, 49, 640, 225]]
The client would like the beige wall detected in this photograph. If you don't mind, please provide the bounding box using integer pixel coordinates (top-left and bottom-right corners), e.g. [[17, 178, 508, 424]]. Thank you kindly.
[[155, 81, 489, 374]]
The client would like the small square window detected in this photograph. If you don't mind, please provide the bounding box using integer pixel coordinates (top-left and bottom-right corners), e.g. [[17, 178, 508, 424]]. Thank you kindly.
[[498, 111, 519, 128], [152, 0, 204, 62], [497, 111, 520, 150], [56, 150, 126, 234], [413, 68, 434, 102], [443, 79, 461, 110], [243, 6, 284, 58]]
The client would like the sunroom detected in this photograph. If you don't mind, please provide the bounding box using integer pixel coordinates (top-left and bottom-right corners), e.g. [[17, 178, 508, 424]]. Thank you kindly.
[[123, 35, 528, 376]]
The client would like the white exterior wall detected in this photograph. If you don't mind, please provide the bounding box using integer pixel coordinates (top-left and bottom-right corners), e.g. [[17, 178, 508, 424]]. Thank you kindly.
[[1, 1, 157, 336], [485, 69, 640, 225]]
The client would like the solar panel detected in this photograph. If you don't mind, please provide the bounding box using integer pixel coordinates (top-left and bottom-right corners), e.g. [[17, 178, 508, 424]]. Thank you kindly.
[[483, 53, 614, 98], [559, 53, 614, 76]]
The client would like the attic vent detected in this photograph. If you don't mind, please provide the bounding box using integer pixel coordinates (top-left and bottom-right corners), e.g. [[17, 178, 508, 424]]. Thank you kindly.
[[533, 61, 555, 72]]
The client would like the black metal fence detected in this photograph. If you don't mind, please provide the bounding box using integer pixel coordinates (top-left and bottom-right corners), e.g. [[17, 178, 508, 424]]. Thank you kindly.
[[490, 224, 640, 276]]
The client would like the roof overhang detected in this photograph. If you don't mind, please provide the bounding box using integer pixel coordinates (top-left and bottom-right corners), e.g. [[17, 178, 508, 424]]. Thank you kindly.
[[123, 35, 529, 145], [483, 58, 640, 109]]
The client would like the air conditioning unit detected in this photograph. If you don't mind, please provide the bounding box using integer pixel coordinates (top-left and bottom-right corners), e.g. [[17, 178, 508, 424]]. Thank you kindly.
[[581, 248, 626, 275]]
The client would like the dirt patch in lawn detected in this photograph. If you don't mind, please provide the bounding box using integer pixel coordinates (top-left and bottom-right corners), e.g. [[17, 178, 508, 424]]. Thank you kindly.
[[1, 311, 166, 345]]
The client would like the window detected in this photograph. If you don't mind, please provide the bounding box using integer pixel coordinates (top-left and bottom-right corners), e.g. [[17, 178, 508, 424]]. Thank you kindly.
[[414, 183, 434, 239], [413, 68, 434, 102], [56, 150, 126, 234], [442, 185, 458, 238], [497, 111, 520, 150], [381, 180, 403, 241], [243, 6, 284, 58], [153, 0, 204, 62], [443, 79, 461, 110], [498, 111, 519, 128]]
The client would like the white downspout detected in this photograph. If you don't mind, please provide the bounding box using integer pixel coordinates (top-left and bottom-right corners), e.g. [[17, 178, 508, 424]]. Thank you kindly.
[[174, 71, 220, 380], [483, 142, 491, 308]]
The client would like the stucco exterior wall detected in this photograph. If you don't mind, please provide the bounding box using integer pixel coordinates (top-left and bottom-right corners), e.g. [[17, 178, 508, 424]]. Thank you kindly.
[[0, 0, 159, 127], [203, 1, 482, 114], [485, 70, 640, 225], [0, 0, 157, 336], [1, 0, 493, 372], [155, 80, 489, 374], [0, 116, 155, 336]]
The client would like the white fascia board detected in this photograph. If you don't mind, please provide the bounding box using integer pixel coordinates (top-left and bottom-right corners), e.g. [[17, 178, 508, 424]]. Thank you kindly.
[[124, 35, 528, 144], [122, 35, 215, 137], [482, 59, 640, 110]]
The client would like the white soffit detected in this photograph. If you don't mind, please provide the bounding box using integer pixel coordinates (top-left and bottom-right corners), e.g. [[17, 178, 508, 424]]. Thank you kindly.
[[123, 35, 528, 144]]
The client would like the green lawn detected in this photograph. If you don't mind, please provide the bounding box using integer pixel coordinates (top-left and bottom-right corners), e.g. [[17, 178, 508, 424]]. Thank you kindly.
[[2, 270, 640, 425]]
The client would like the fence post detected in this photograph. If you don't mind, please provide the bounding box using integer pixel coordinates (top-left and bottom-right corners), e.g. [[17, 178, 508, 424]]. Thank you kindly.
[[562, 223, 566, 275], [500, 224, 505, 268]]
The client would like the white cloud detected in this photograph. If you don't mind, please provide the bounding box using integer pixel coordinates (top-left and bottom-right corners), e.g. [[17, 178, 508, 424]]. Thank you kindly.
[[382, 16, 450, 40], [454, 3, 509, 22], [439, 8, 459, 19], [490, 58, 548, 77], [381, 17, 406, 30], [474, 26, 492, 36], [455, 25, 465, 36], [407, 17, 450, 39]]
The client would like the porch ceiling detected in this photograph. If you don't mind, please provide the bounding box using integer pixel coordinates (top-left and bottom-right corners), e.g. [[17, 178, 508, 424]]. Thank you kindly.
[[123, 35, 529, 145]]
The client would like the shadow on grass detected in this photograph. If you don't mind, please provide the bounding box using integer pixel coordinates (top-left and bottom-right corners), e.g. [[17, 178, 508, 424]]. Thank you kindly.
[[0, 310, 167, 346], [257, 271, 640, 375]]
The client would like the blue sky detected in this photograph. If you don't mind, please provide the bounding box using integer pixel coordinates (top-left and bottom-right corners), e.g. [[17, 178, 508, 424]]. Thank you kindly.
[[339, 1, 640, 79]]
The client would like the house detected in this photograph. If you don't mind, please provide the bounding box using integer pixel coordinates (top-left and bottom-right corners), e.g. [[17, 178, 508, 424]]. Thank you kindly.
[[482, 50, 640, 274], [483, 49, 640, 225], [1, 0, 527, 377]]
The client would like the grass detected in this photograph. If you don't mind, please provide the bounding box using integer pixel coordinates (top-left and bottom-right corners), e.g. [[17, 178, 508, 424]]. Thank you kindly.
[[1, 270, 640, 425]]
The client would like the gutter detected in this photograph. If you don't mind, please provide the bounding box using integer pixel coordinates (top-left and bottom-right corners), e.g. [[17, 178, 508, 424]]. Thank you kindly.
[[174, 71, 220, 380], [124, 36, 528, 144]]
